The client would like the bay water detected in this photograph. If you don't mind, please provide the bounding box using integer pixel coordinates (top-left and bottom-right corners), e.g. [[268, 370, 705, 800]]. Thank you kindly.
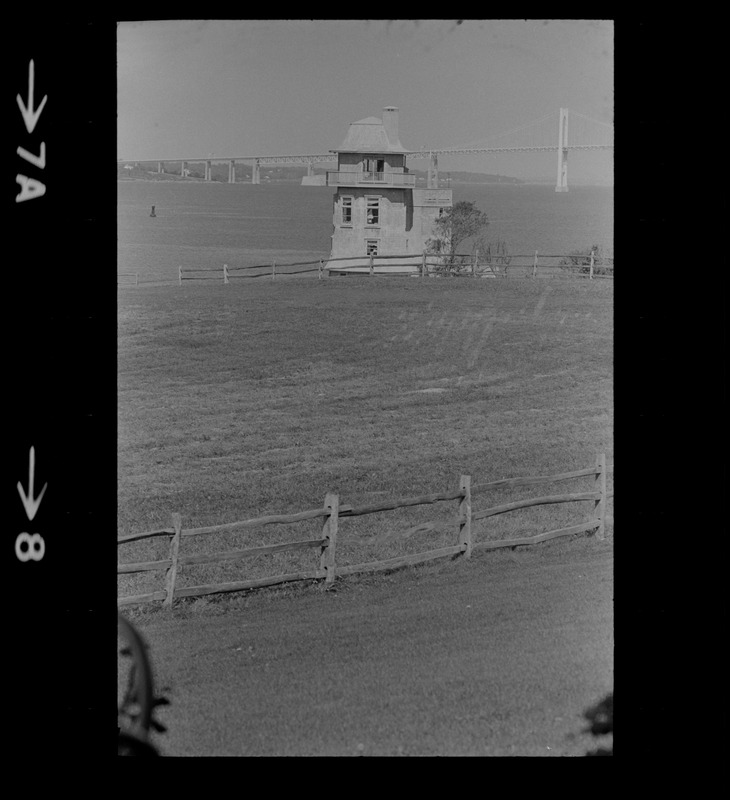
[[118, 180, 613, 284]]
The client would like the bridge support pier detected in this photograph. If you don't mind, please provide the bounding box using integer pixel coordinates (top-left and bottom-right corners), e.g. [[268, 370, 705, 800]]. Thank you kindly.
[[555, 107, 569, 192], [252, 159, 261, 184], [157, 161, 163, 174], [229, 160, 236, 183], [205, 160, 212, 181], [427, 153, 439, 188], [306, 161, 314, 177], [181, 161, 188, 178]]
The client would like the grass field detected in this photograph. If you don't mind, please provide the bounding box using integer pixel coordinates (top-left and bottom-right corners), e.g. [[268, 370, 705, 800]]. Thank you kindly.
[[118, 276, 613, 600], [137, 535, 613, 756]]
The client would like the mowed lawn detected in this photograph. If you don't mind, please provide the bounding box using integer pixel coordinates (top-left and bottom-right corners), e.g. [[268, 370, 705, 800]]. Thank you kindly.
[[118, 276, 613, 597], [139, 535, 613, 757]]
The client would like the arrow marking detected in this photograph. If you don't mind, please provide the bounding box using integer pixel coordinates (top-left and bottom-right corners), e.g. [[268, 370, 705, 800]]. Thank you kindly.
[[17, 447, 47, 522], [17, 60, 47, 135]]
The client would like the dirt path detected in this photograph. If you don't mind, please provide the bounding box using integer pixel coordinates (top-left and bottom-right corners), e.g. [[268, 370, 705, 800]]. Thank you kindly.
[[137, 537, 613, 756]]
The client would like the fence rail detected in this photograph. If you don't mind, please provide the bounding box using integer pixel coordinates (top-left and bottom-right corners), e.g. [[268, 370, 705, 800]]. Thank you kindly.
[[171, 249, 613, 285], [118, 454, 613, 607], [326, 250, 614, 279], [179, 260, 325, 283]]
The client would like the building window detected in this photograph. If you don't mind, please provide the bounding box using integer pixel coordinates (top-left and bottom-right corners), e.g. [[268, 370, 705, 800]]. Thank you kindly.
[[366, 197, 380, 226], [364, 158, 385, 181], [341, 196, 353, 224], [366, 240, 379, 256]]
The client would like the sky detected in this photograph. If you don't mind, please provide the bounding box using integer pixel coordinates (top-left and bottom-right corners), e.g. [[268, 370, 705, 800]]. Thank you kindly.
[[117, 19, 613, 184]]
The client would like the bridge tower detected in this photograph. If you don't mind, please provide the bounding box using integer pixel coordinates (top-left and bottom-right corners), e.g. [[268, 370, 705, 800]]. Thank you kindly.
[[555, 107, 569, 192], [427, 152, 439, 189]]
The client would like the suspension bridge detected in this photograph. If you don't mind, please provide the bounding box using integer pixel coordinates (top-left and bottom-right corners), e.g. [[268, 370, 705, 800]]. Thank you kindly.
[[117, 108, 613, 192]]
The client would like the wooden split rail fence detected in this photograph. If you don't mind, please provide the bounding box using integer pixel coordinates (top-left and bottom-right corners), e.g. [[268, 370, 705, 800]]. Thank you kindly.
[[324, 251, 613, 278], [118, 454, 614, 608], [175, 251, 614, 284], [178, 259, 324, 284]]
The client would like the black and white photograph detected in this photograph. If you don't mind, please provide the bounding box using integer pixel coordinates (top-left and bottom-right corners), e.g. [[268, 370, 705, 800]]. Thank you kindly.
[[115, 19, 614, 757]]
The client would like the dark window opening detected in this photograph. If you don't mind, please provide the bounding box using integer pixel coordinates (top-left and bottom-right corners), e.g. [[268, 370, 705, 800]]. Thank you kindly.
[[366, 197, 380, 226]]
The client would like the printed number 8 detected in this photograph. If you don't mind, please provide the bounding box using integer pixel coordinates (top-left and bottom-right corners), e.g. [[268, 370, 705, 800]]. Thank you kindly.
[[16, 532, 45, 562]]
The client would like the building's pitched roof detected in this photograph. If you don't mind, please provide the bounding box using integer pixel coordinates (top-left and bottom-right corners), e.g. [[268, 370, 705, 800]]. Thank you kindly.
[[334, 116, 408, 154]]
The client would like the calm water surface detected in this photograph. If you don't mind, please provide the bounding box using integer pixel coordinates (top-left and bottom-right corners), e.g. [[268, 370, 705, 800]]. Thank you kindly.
[[118, 181, 613, 284]]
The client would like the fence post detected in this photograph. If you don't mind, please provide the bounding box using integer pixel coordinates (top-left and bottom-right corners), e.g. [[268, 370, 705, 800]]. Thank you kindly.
[[164, 513, 183, 607], [473, 249, 478, 277], [369, 254, 374, 277], [532, 250, 538, 279], [458, 475, 472, 558], [272, 260, 276, 280], [320, 492, 339, 584], [422, 250, 427, 278], [589, 250, 595, 280], [178, 266, 182, 285], [319, 260, 323, 280], [594, 453, 607, 540], [223, 264, 229, 284], [135, 272, 139, 286]]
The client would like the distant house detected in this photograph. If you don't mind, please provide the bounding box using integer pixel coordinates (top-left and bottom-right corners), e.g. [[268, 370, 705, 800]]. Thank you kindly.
[[325, 107, 452, 275]]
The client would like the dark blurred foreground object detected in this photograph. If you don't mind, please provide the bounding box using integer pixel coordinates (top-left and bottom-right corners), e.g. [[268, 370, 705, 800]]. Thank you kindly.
[[583, 692, 613, 756], [118, 613, 170, 756], [118, 730, 160, 756]]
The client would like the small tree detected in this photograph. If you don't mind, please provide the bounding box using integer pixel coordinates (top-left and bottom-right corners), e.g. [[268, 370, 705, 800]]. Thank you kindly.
[[425, 201, 489, 275], [559, 244, 613, 277], [474, 237, 512, 276]]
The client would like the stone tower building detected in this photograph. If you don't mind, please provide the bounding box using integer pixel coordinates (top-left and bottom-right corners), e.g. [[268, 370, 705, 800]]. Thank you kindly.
[[325, 107, 452, 274]]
